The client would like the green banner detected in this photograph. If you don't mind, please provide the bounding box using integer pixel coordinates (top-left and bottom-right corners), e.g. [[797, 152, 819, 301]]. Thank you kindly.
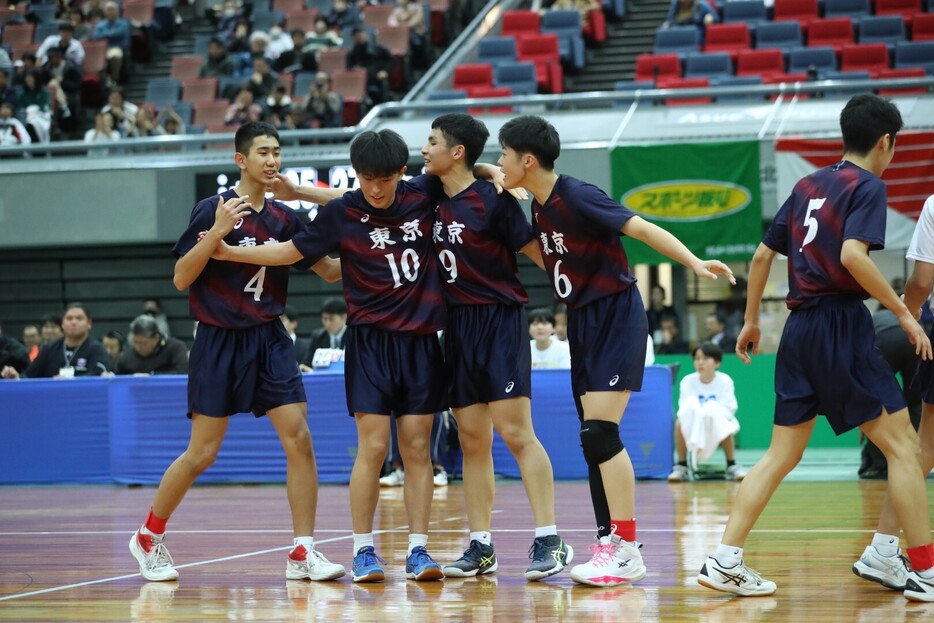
[[610, 141, 762, 265]]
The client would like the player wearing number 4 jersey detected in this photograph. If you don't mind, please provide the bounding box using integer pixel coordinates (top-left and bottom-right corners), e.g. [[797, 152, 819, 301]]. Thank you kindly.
[[129, 121, 345, 584], [497, 115, 735, 587], [697, 94, 934, 602]]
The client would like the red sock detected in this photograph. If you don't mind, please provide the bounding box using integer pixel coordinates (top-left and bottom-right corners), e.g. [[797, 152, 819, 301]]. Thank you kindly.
[[907, 543, 934, 572], [144, 507, 168, 535], [610, 519, 636, 542]]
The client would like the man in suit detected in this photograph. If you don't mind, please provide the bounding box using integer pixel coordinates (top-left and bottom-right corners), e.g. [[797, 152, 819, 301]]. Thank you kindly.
[[309, 297, 347, 352], [282, 305, 312, 366], [705, 311, 736, 354]]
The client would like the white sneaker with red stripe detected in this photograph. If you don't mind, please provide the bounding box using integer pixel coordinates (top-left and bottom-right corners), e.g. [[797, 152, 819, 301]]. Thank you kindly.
[[569, 536, 646, 587], [286, 545, 346, 581], [129, 529, 179, 582]]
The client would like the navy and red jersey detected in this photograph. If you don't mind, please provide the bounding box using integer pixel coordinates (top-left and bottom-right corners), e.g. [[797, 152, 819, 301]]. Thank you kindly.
[[434, 180, 532, 307], [291, 175, 447, 334], [531, 174, 638, 309], [173, 190, 311, 329], [763, 160, 887, 310]]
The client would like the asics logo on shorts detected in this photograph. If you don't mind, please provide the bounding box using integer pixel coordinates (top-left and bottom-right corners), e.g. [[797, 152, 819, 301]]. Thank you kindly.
[[609, 375, 620, 387], [505, 381, 515, 393]]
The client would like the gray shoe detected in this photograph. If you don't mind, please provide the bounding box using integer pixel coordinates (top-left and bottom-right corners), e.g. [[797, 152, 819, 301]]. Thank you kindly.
[[525, 535, 573, 580]]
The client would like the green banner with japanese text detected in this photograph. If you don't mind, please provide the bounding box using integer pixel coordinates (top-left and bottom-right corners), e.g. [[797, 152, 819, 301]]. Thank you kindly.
[[610, 141, 761, 265]]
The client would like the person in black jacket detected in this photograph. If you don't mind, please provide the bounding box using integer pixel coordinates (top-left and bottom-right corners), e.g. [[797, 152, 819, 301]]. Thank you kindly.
[[115, 315, 189, 375], [347, 27, 393, 104], [1, 303, 109, 378], [0, 320, 30, 373]]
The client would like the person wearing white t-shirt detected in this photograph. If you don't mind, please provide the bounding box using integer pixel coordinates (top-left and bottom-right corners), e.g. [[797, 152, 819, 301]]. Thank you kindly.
[[528, 308, 571, 369], [667, 342, 747, 482]]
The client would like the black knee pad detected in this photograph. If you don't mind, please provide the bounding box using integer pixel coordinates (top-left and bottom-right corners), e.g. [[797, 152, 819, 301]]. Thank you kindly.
[[580, 420, 625, 466]]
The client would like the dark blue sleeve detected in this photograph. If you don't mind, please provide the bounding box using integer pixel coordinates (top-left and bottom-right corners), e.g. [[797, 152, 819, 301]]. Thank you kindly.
[[573, 179, 637, 234], [763, 196, 791, 255], [292, 199, 343, 263], [275, 201, 317, 271], [405, 174, 444, 201], [843, 177, 887, 251], [494, 194, 534, 253], [172, 198, 218, 258]]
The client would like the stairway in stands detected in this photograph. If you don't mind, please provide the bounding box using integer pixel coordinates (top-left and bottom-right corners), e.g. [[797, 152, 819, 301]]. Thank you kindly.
[[566, 0, 670, 92]]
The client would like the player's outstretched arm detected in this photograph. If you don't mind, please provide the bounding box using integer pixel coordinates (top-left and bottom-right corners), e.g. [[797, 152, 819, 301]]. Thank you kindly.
[[735, 243, 776, 364], [174, 194, 253, 291], [622, 216, 736, 284], [474, 163, 528, 200], [311, 256, 342, 283], [904, 260, 934, 321], [841, 239, 933, 360], [213, 239, 304, 266], [269, 172, 345, 204]]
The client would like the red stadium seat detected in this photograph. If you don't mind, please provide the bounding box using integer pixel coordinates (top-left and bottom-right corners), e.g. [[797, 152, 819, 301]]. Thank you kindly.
[[840, 43, 890, 73], [807, 17, 854, 54], [501, 10, 541, 40], [517, 33, 564, 93], [703, 23, 750, 62], [635, 53, 682, 82]]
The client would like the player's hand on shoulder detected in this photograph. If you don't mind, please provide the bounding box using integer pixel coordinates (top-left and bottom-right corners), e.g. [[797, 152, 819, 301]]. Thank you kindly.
[[735, 323, 759, 364], [213, 194, 252, 236], [694, 260, 736, 285], [269, 172, 300, 201]]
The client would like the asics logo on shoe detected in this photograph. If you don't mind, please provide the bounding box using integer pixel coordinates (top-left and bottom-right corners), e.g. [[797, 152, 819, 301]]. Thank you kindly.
[[716, 569, 748, 586], [609, 375, 619, 386], [617, 561, 629, 569], [505, 381, 515, 393], [552, 546, 568, 564], [479, 554, 496, 567]]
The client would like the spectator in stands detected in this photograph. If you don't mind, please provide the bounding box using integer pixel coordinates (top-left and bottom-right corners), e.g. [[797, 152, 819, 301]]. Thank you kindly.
[[94, 1, 131, 85], [212, 0, 244, 34], [348, 27, 393, 104], [17, 71, 53, 143], [0, 69, 14, 107], [12, 52, 39, 90], [132, 105, 167, 137], [656, 315, 690, 354], [102, 329, 125, 369], [199, 37, 234, 78], [0, 101, 31, 147], [299, 297, 348, 370], [41, 312, 63, 345], [40, 47, 82, 132], [101, 87, 139, 136], [84, 0, 107, 21], [225, 85, 263, 125], [69, 8, 93, 41], [704, 311, 736, 354], [115, 314, 188, 375], [37, 22, 86, 68], [326, 0, 361, 31], [22, 324, 41, 362], [646, 284, 677, 343], [554, 302, 568, 341], [280, 305, 311, 365], [661, 0, 717, 41], [283, 102, 312, 130], [83, 111, 121, 154], [1, 303, 110, 379], [248, 30, 271, 61], [157, 106, 186, 136], [142, 298, 172, 338], [529, 307, 572, 369], [304, 17, 342, 53], [266, 24, 294, 63], [305, 71, 342, 128], [0, 321, 30, 374], [274, 29, 318, 74], [265, 84, 292, 127], [388, 0, 429, 69], [226, 18, 252, 54], [247, 56, 279, 100]]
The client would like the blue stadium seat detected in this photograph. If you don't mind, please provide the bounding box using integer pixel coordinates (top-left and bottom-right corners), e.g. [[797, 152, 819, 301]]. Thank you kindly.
[[858, 15, 906, 49], [477, 36, 518, 68], [541, 10, 586, 69], [613, 80, 653, 107], [722, 1, 768, 28], [820, 70, 872, 97], [426, 89, 468, 113], [166, 100, 193, 126], [683, 52, 733, 78], [755, 21, 802, 53], [145, 78, 182, 107], [823, 0, 870, 19], [603, 0, 625, 19], [711, 75, 763, 102], [33, 21, 58, 44], [29, 5, 56, 23], [654, 26, 700, 56], [787, 47, 837, 76], [292, 70, 317, 97], [193, 34, 213, 57], [894, 40, 934, 74], [494, 61, 537, 95]]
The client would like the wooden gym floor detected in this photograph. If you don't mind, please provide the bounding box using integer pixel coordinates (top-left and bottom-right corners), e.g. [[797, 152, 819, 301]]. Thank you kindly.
[[1, 480, 933, 622]]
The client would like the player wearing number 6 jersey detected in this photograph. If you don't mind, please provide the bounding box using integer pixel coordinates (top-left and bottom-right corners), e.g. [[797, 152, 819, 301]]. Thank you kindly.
[[697, 94, 934, 601], [129, 121, 346, 584], [497, 115, 735, 588]]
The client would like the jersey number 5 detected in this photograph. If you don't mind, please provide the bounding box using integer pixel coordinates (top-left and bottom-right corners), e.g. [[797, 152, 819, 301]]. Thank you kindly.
[[800, 198, 826, 252]]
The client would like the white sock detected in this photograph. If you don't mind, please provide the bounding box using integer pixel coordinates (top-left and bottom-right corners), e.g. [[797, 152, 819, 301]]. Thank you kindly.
[[470, 531, 492, 546], [535, 525, 558, 539], [871, 532, 899, 557], [715, 543, 743, 568], [353, 532, 374, 556], [408, 533, 428, 556], [293, 536, 314, 552], [139, 525, 161, 538]]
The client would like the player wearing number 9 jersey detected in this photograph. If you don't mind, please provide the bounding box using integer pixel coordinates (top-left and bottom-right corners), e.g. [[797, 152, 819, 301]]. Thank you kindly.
[[497, 115, 735, 588]]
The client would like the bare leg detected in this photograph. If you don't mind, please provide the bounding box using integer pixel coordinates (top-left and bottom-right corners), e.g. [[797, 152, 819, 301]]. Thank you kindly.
[[267, 402, 316, 537], [719, 435, 736, 462], [452, 404, 495, 532], [675, 421, 687, 463], [349, 414, 390, 535], [397, 414, 436, 535], [875, 403, 934, 536]]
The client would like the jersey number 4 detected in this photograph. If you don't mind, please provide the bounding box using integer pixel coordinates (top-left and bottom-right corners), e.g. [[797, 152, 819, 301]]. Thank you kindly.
[[244, 267, 266, 301], [800, 198, 826, 252]]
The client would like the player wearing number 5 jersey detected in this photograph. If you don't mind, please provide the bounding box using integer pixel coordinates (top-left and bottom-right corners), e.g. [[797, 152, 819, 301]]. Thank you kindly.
[[697, 94, 934, 602], [497, 115, 735, 588], [128, 122, 346, 585]]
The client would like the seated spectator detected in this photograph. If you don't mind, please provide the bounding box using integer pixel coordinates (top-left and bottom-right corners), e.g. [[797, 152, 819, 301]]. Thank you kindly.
[[247, 56, 279, 100], [265, 84, 292, 127], [142, 298, 171, 338], [115, 315, 188, 375], [248, 30, 271, 61], [347, 27, 393, 104], [12, 52, 39, 90], [1, 303, 109, 379], [101, 87, 139, 136], [554, 302, 567, 341], [0, 101, 31, 147], [388, 0, 429, 69], [37, 22, 86, 68], [132, 105, 166, 137], [266, 24, 293, 63], [102, 329, 125, 369], [326, 0, 361, 31], [70, 8, 94, 41], [157, 106, 186, 136], [225, 85, 262, 125], [21, 324, 41, 362], [40, 312, 64, 345], [83, 111, 121, 154], [0, 69, 15, 107], [226, 18, 252, 54], [283, 102, 312, 130], [304, 17, 343, 53], [705, 311, 736, 353], [199, 37, 235, 78], [528, 307, 571, 369], [661, 0, 717, 41], [0, 321, 30, 373], [647, 284, 678, 343], [280, 305, 311, 365], [94, 1, 132, 85], [40, 47, 82, 132], [84, 0, 107, 21], [17, 70, 53, 143], [656, 316, 690, 354], [305, 71, 342, 128], [274, 29, 318, 74], [212, 0, 244, 34], [300, 297, 348, 371]]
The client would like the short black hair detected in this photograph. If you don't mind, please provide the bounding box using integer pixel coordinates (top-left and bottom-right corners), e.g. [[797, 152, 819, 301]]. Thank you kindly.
[[41, 312, 62, 327], [58, 22, 75, 32], [840, 94, 903, 157], [349, 129, 408, 177], [321, 297, 348, 315], [130, 315, 161, 338], [528, 307, 556, 326], [431, 113, 489, 168], [553, 302, 567, 316], [693, 341, 723, 363], [498, 115, 561, 170], [65, 302, 92, 319], [104, 330, 125, 346], [235, 120, 279, 156]]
